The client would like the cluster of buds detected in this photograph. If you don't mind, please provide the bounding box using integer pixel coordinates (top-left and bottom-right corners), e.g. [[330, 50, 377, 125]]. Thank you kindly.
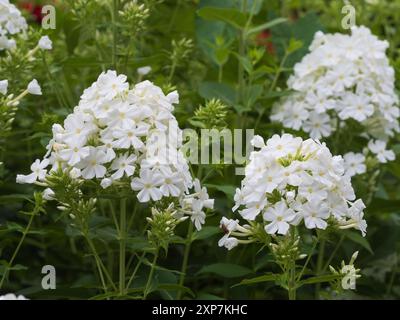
[[329, 251, 361, 291], [147, 204, 188, 251], [120, 0, 150, 35]]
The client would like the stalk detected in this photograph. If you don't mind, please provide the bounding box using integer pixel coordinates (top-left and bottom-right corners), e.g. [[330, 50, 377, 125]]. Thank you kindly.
[[0, 210, 37, 289], [144, 249, 159, 299], [119, 198, 127, 295], [177, 222, 194, 300]]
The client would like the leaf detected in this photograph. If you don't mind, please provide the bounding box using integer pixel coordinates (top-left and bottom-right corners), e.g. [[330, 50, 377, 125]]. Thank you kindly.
[[368, 198, 400, 214], [343, 230, 373, 254], [193, 226, 220, 241], [234, 273, 281, 287], [243, 84, 263, 108], [197, 7, 246, 29], [197, 263, 252, 278], [204, 184, 236, 197], [198, 82, 236, 105], [232, 53, 253, 74], [156, 284, 195, 298], [246, 18, 288, 36], [298, 274, 341, 286]]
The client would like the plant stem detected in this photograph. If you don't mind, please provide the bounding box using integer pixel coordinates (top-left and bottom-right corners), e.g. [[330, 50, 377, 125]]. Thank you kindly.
[[126, 252, 146, 289], [112, 0, 119, 71], [0, 210, 37, 289], [168, 60, 177, 83], [85, 236, 108, 294], [315, 239, 326, 299], [288, 262, 297, 300], [144, 249, 159, 299], [177, 222, 194, 300], [119, 198, 127, 296], [322, 235, 345, 272]]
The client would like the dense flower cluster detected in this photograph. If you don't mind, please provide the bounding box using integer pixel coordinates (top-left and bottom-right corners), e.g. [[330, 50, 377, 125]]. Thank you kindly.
[[219, 134, 367, 250], [271, 26, 399, 140], [0, 0, 27, 50], [16, 70, 213, 230], [0, 293, 28, 300]]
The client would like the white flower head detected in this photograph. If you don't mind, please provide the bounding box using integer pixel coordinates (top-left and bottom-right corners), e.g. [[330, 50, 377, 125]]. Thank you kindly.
[[0, 79, 8, 95], [38, 35, 53, 50], [27, 79, 42, 95], [137, 66, 152, 76]]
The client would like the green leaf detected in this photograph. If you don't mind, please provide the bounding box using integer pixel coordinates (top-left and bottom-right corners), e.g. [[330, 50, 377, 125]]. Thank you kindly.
[[193, 226, 220, 241], [232, 53, 253, 74], [243, 84, 263, 107], [204, 184, 236, 197], [156, 284, 195, 298], [299, 274, 341, 286], [234, 273, 281, 286], [246, 18, 288, 36], [197, 263, 252, 278], [343, 230, 373, 254], [197, 7, 247, 29], [198, 82, 236, 105]]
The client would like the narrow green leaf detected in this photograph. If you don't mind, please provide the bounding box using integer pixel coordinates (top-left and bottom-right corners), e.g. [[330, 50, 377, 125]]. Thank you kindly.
[[246, 18, 288, 36], [198, 7, 247, 29], [235, 273, 281, 287], [197, 263, 252, 278]]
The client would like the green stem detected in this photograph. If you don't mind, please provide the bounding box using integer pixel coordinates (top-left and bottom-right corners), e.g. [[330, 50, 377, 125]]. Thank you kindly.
[[177, 222, 194, 300], [119, 198, 127, 296], [144, 249, 159, 299], [0, 210, 37, 289], [315, 239, 326, 299], [296, 240, 317, 282], [126, 252, 146, 289], [85, 236, 108, 294], [168, 60, 177, 83], [218, 64, 223, 83], [112, 0, 119, 71], [288, 262, 297, 300], [322, 235, 345, 272]]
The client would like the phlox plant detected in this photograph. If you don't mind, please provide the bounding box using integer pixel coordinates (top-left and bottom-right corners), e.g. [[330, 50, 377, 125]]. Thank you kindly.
[[11, 70, 214, 299]]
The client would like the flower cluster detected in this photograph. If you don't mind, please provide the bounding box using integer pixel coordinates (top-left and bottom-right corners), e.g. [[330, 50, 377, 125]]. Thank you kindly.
[[219, 134, 367, 250], [16, 70, 213, 230], [0, 293, 28, 300], [271, 26, 399, 140], [0, 0, 28, 50]]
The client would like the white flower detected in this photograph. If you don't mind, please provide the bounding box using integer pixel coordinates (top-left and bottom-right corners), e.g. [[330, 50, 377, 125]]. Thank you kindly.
[[131, 169, 163, 202], [218, 234, 239, 250], [59, 141, 91, 166], [271, 26, 399, 139], [16, 70, 214, 229], [100, 178, 113, 189], [368, 140, 395, 163], [38, 35, 52, 50], [0, 79, 8, 95], [0, 293, 28, 300], [111, 153, 137, 179], [191, 199, 206, 231], [299, 200, 330, 230], [0, 0, 27, 50], [228, 134, 366, 238], [78, 147, 108, 179], [220, 217, 239, 233], [43, 188, 55, 200], [16, 159, 49, 184], [27, 79, 42, 95], [137, 66, 152, 75], [263, 201, 297, 235], [343, 152, 366, 177]]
